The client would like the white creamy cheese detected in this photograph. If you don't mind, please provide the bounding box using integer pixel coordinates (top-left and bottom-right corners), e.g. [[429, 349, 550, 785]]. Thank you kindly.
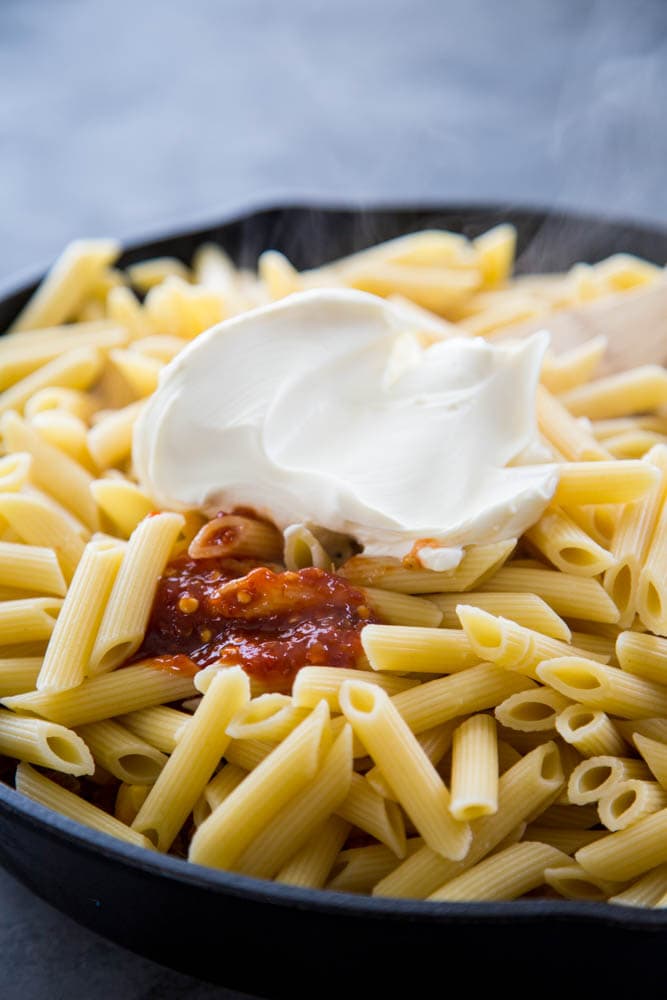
[[133, 289, 558, 567]]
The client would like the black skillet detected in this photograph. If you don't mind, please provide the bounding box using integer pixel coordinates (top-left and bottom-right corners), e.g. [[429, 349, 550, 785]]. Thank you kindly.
[[1, 204, 667, 997]]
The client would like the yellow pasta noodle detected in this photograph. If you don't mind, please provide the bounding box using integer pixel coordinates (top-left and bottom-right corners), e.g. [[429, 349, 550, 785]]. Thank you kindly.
[[598, 779, 667, 831], [537, 656, 667, 719], [632, 733, 667, 790], [479, 565, 620, 623], [0, 541, 66, 596], [555, 704, 626, 758], [617, 630, 667, 685], [429, 591, 570, 641], [2, 661, 196, 727], [608, 863, 667, 907], [118, 705, 191, 753], [449, 714, 498, 821], [567, 756, 651, 805], [0, 346, 104, 418], [36, 537, 124, 691], [336, 772, 406, 856], [363, 587, 443, 628], [132, 666, 249, 850], [561, 366, 667, 420], [428, 841, 569, 902], [576, 808, 667, 882], [87, 401, 145, 469], [89, 512, 184, 674], [536, 385, 609, 461], [495, 688, 572, 732], [16, 761, 151, 848], [275, 816, 351, 889], [361, 624, 478, 674], [540, 335, 607, 394], [76, 719, 168, 785], [0, 710, 93, 775], [553, 461, 659, 507], [0, 491, 86, 581], [91, 479, 154, 539], [525, 506, 615, 577], [543, 862, 622, 901]]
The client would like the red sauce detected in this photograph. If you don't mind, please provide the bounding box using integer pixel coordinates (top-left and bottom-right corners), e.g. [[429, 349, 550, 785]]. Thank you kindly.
[[136, 555, 376, 691]]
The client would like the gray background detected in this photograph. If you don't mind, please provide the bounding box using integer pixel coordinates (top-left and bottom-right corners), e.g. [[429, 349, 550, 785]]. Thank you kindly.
[[1, 0, 666, 996]]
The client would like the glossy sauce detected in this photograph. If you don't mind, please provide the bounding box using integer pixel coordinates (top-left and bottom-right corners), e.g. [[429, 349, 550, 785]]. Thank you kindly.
[[137, 556, 376, 690]]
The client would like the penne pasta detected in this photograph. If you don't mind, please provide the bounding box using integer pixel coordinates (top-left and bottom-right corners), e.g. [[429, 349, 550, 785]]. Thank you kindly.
[[283, 523, 333, 571], [449, 714, 498, 821], [87, 401, 145, 470], [361, 624, 478, 674], [0, 491, 86, 582], [36, 537, 124, 691], [118, 705, 191, 753], [428, 841, 569, 902], [609, 863, 667, 907], [0, 541, 66, 596], [598, 778, 667, 831], [568, 756, 651, 805], [543, 862, 622, 901], [632, 733, 667, 790], [16, 762, 151, 849], [0, 710, 93, 775], [553, 461, 659, 507], [536, 385, 609, 461], [89, 512, 184, 674], [336, 772, 406, 857], [77, 719, 168, 784], [132, 666, 249, 850], [561, 366, 667, 420], [479, 565, 620, 624], [2, 661, 196, 727], [525, 506, 615, 577], [576, 808, 667, 882], [538, 656, 667, 719], [363, 587, 443, 628], [495, 688, 572, 733], [90, 479, 154, 539], [428, 591, 570, 641], [275, 815, 350, 889], [555, 703, 626, 758]]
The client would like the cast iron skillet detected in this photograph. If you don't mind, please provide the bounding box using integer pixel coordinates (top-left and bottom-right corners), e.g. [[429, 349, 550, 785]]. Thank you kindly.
[[1, 205, 667, 997]]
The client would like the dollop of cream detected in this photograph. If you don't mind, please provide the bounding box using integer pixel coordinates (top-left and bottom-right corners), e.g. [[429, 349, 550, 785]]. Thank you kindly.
[[133, 289, 558, 567]]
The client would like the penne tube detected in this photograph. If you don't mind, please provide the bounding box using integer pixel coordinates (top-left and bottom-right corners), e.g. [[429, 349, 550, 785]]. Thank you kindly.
[[90, 479, 154, 539], [473, 224, 516, 286], [0, 710, 93, 775], [539, 335, 607, 394], [568, 631, 616, 661], [361, 624, 478, 674], [0, 347, 104, 418], [187, 513, 283, 562], [292, 667, 418, 713], [553, 461, 659, 507], [555, 704, 626, 758], [609, 864, 667, 907], [258, 250, 301, 300], [598, 779, 667, 831], [16, 762, 151, 849], [428, 591, 570, 641], [0, 657, 42, 697], [36, 538, 124, 691], [537, 657, 667, 719], [129, 334, 188, 362], [374, 742, 563, 899], [226, 694, 310, 742], [234, 725, 352, 878], [495, 688, 572, 733], [87, 401, 145, 470], [0, 324, 124, 392], [449, 714, 498, 821], [0, 492, 86, 582], [617, 630, 667, 686], [632, 734, 667, 790], [567, 756, 651, 805], [525, 506, 615, 577], [523, 825, 608, 855], [106, 285, 151, 340], [457, 606, 607, 679], [1, 412, 98, 531], [0, 597, 62, 646], [328, 839, 423, 895], [2, 661, 197, 727], [114, 783, 150, 826], [126, 256, 191, 291], [189, 701, 331, 870], [593, 416, 667, 440], [561, 366, 667, 420], [606, 430, 667, 459], [479, 565, 620, 624], [77, 719, 167, 785], [30, 410, 94, 471], [389, 663, 534, 735], [275, 816, 351, 889], [9, 240, 119, 332], [108, 349, 162, 397], [536, 385, 609, 461], [118, 706, 191, 753], [283, 523, 333, 571], [0, 541, 66, 596], [576, 807, 667, 882], [637, 467, 667, 635], [89, 512, 184, 674], [0, 453, 32, 493], [363, 587, 443, 628], [336, 772, 406, 856], [340, 540, 516, 594], [428, 841, 569, 902], [544, 862, 622, 901], [132, 666, 249, 850], [340, 680, 470, 861]]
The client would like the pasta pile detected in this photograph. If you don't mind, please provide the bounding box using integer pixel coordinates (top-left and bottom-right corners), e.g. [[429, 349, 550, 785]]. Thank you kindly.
[[1, 227, 667, 905]]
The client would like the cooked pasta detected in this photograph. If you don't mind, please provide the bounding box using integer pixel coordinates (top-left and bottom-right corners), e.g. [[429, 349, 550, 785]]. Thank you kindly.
[[3, 224, 667, 908]]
